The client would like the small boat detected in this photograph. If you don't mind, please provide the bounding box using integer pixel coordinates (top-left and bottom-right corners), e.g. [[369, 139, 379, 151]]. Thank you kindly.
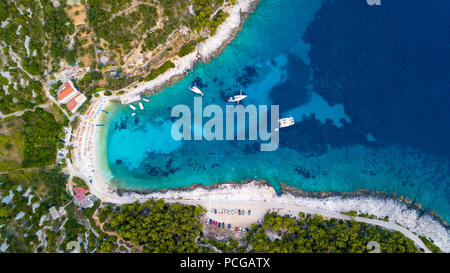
[[228, 90, 247, 104], [189, 85, 204, 96], [275, 117, 295, 131], [131, 113, 136, 116], [142, 98, 149, 102], [129, 105, 136, 111], [139, 102, 144, 110]]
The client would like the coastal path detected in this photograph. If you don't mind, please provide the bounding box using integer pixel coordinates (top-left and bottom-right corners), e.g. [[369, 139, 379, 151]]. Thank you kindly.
[[163, 198, 432, 253]]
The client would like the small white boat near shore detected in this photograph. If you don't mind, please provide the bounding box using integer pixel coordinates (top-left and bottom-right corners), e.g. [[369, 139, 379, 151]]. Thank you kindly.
[[142, 98, 149, 102], [129, 105, 136, 111], [139, 102, 144, 110], [189, 85, 204, 96], [131, 113, 136, 116]]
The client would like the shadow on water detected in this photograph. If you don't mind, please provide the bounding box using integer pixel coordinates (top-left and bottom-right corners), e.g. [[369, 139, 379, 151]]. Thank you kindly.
[[269, 53, 311, 113]]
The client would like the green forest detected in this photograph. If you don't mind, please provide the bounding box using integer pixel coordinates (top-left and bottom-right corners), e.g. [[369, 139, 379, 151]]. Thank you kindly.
[[21, 108, 62, 168], [96, 203, 437, 253], [245, 212, 419, 253], [98, 200, 205, 253], [0, 0, 74, 114], [142, 61, 175, 82]]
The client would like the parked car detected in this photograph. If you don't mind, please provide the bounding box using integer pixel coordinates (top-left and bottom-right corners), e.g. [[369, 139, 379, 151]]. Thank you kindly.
[[218, 222, 221, 228], [227, 224, 231, 229], [245, 227, 249, 232], [222, 222, 225, 228], [242, 209, 245, 215], [238, 209, 241, 215], [235, 226, 238, 231], [248, 210, 251, 215], [214, 209, 217, 214]]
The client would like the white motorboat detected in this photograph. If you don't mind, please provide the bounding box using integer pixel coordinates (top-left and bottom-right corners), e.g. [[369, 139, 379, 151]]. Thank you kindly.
[[189, 85, 204, 96]]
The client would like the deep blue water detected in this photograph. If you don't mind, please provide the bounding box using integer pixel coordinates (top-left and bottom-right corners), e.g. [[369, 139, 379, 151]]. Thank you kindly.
[[98, 0, 450, 221]]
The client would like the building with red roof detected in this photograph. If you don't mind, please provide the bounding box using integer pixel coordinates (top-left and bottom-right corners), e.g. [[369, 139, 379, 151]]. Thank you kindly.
[[66, 93, 87, 113], [73, 187, 94, 208], [73, 187, 89, 195], [57, 80, 87, 113]]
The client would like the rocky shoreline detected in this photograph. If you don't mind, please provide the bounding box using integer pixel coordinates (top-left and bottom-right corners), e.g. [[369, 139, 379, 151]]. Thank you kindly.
[[280, 183, 449, 228], [96, 180, 449, 252], [110, 0, 259, 101]]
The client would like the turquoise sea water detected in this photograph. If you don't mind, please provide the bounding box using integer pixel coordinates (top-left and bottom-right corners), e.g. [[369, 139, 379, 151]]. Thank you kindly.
[[98, 0, 450, 221]]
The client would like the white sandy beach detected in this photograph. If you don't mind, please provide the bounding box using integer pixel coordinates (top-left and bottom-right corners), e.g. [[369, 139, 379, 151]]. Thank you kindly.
[[69, 0, 449, 253], [73, 0, 260, 202]]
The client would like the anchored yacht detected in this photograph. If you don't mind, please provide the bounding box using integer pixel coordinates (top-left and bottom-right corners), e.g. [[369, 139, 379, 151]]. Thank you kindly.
[[228, 90, 247, 104]]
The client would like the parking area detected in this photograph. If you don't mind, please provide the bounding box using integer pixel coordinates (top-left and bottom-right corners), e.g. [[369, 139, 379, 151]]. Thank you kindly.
[[165, 199, 298, 239], [204, 208, 259, 234], [194, 201, 275, 239]]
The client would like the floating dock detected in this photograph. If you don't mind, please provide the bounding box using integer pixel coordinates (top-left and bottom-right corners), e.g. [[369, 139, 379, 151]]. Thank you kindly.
[[121, 95, 141, 104]]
